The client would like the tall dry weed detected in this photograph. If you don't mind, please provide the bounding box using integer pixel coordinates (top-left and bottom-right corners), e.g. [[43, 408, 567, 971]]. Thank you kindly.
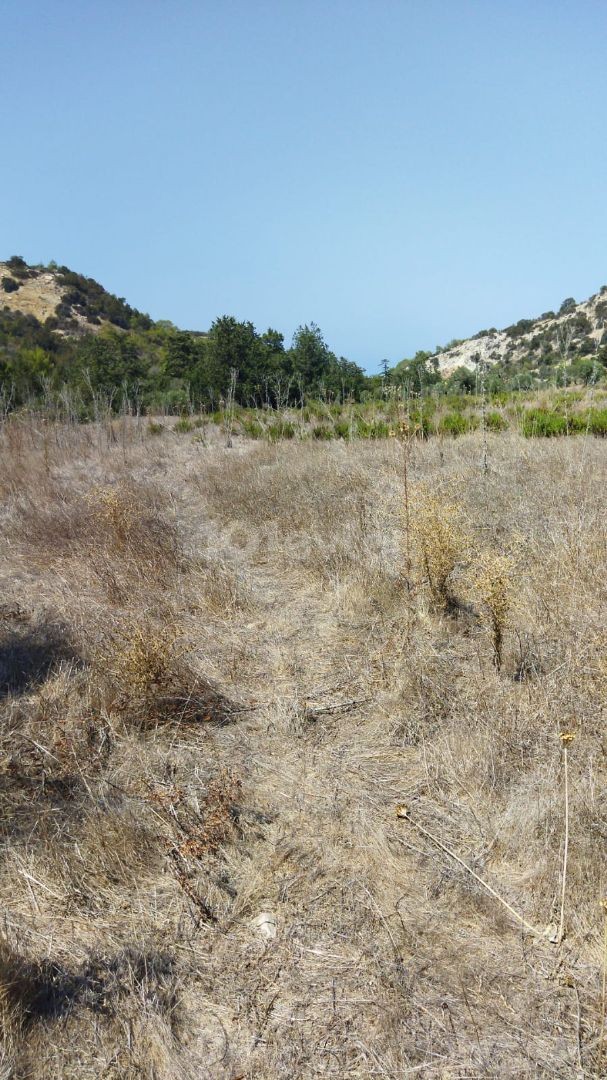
[[410, 489, 471, 608], [471, 550, 516, 670]]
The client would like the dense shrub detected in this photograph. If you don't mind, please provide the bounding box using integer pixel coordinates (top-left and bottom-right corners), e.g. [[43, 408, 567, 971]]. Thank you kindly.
[[333, 419, 351, 439], [240, 418, 264, 438], [356, 418, 392, 439], [575, 408, 607, 436], [521, 409, 568, 437], [504, 318, 536, 339], [266, 420, 296, 441], [588, 409, 607, 436], [439, 412, 478, 436], [485, 411, 508, 432], [1, 276, 20, 293], [312, 424, 334, 440]]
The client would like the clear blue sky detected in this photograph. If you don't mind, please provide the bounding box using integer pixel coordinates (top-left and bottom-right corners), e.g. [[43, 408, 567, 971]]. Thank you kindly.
[[3, 1, 606, 371]]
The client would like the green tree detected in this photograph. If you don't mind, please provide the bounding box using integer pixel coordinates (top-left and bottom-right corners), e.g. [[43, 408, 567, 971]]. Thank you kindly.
[[393, 351, 440, 392], [445, 366, 476, 394], [166, 330, 196, 378], [290, 323, 335, 394], [206, 316, 266, 401]]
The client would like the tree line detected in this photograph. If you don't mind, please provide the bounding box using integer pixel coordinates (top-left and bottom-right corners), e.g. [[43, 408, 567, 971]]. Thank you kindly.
[[2, 258, 606, 414], [0, 309, 369, 413]]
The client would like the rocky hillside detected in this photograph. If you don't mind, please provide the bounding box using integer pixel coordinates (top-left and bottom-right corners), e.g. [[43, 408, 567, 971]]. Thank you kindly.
[[0, 261, 63, 323], [432, 287, 607, 374], [0, 256, 152, 334]]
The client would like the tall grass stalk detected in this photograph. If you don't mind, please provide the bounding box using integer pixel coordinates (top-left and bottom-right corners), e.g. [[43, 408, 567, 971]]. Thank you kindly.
[[558, 732, 575, 945], [598, 898, 607, 1076]]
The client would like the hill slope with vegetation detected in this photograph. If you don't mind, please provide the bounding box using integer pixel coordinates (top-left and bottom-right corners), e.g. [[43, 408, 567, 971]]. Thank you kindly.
[[2, 256, 607, 416], [426, 288, 607, 389], [0, 257, 366, 413]]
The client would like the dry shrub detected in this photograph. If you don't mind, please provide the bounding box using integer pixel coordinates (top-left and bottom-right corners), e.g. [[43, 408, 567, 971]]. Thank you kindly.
[[471, 550, 516, 670], [411, 488, 472, 607], [170, 767, 242, 860], [97, 619, 236, 727], [84, 483, 179, 566]]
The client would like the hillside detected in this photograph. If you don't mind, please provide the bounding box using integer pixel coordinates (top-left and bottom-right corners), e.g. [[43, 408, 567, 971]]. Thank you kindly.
[[432, 287, 607, 375], [0, 263, 63, 323], [0, 257, 152, 333], [2, 257, 607, 412], [0, 258, 366, 411]]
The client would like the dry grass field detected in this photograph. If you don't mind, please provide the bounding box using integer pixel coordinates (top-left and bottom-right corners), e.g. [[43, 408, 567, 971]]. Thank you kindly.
[[0, 416, 606, 1078]]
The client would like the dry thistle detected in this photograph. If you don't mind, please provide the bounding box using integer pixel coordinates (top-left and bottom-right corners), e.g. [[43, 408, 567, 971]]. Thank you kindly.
[[411, 490, 470, 608], [556, 730, 575, 945], [85, 485, 138, 550], [99, 618, 235, 727], [472, 550, 516, 671], [113, 623, 176, 698]]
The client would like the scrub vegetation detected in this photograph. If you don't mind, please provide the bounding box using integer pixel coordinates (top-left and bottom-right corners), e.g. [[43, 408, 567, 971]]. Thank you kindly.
[[2, 258, 607, 418]]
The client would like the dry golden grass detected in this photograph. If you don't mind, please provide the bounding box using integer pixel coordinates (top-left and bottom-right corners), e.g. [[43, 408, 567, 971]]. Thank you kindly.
[[1, 417, 607, 1077]]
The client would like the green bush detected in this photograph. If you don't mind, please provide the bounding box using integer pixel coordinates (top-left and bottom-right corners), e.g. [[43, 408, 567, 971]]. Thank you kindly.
[[355, 418, 391, 439], [240, 418, 264, 438], [1, 276, 19, 293], [589, 409, 607, 436], [147, 421, 164, 435], [333, 419, 351, 439], [438, 412, 478, 436], [521, 409, 568, 437], [305, 402, 328, 420], [485, 411, 508, 432], [569, 358, 602, 384], [174, 417, 194, 433], [576, 409, 607, 436], [312, 424, 334, 440], [266, 420, 296, 441]]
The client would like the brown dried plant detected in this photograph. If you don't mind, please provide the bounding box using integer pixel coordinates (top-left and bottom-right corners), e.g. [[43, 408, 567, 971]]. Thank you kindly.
[[85, 484, 141, 550], [99, 620, 233, 727], [411, 489, 471, 608], [472, 550, 516, 670]]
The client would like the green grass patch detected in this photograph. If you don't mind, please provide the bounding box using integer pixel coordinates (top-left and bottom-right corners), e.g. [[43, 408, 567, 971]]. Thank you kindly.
[[521, 409, 568, 437], [438, 412, 479, 436], [485, 411, 508, 432]]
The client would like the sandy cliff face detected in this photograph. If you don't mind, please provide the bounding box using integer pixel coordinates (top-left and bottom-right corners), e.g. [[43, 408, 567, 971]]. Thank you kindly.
[[0, 263, 64, 322], [432, 289, 607, 374]]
